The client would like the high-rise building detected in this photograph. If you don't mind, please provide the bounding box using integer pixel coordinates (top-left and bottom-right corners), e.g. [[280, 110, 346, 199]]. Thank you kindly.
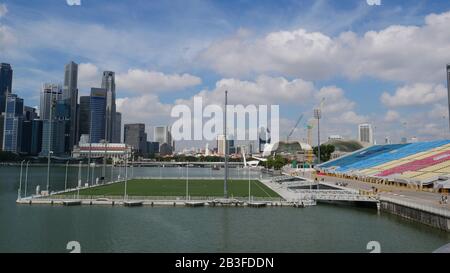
[[89, 88, 107, 143], [40, 83, 62, 120], [2, 94, 24, 153], [102, 71, 116, 143], [217, 135, 226, 155], [147, 141, 159, 158], [154, 126, 172, 144], [447, 64, 450, 130], [0, 63, 13, 113], [217, 134, 235, 155], [21, 120, 32, 154], [113, 112, 122, 143], [78, 96, 90, 139], [358, 123, 373, 144], [154, 125, 173, 154], [40, 101, 69, 156], [55, 100, 71, 153], [0, 113, 4, 151], [30, 119, 43, 155], [0, 63, 13, 148], [63, 61, 78, 149], [24, 106, 38, 121], [124, 123, 147, 156]]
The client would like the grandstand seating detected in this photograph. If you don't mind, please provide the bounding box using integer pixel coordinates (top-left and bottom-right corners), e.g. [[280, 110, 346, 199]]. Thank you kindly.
[[358, 144, 450, 176], [319, 140, 450, 183], [376, 149, 450, 177], [337, 140, 450, 173], [319, 144, 409, 169]]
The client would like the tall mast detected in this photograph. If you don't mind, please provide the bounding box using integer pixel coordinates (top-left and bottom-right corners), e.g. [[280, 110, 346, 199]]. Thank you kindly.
[[224, 90, 228, 199]]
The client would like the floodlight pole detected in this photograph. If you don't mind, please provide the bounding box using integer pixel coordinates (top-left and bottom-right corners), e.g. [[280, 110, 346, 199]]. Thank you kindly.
[[77, 161, 82, 198], [124, 154, 128, 200], [24, 161, 29, 197], [18, 160, 25, 199], [314, 109, 322, 165], [186, 162, 189, 201], [224, 90, 229, 199], [248, 167, 251, 203], [64, 161, 69, 191]]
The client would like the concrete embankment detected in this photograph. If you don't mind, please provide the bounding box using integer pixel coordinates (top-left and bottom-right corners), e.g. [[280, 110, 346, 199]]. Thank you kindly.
[[16, 198, 292, 208], [380, 197, 450, 232]]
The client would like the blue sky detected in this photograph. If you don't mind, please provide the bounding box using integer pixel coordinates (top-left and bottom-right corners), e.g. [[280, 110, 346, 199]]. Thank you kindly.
[[1, 0, 450, 148]]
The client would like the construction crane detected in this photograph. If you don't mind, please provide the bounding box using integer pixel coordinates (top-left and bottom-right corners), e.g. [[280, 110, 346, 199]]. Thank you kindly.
[[286, 114, 304, 142]]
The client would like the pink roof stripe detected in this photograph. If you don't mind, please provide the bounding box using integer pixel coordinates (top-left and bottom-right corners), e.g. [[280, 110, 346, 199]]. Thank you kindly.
[[376, 149, 450, 177]]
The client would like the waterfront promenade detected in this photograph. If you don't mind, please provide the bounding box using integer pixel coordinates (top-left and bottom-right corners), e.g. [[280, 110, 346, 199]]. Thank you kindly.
[[316, 175, 450, 211]]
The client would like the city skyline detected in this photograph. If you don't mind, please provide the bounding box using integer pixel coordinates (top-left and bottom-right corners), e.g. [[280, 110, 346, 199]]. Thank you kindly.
[[2, 1, 450, 148]]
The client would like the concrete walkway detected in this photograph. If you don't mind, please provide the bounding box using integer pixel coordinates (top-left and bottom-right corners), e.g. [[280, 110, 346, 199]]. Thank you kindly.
[[316, 175, 450, 211]]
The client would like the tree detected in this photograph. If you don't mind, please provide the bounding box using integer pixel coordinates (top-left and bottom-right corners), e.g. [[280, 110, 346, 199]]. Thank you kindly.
[[266, 155, 288, 170], [313, 144, 335, 163], [0, 151, 21, 162]]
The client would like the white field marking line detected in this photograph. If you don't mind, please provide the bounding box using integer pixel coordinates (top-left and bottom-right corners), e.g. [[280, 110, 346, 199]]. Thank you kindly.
[[253, 180, 273, 198]]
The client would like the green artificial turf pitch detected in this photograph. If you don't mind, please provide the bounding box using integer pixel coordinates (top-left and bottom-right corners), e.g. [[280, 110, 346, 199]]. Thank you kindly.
[[71, 179, 280, 198]]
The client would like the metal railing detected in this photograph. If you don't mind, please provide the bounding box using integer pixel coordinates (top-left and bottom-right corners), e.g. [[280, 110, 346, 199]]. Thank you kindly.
[[39, 194, 284, 203], [292, 189, 378, 202], [379, 196, 450, 218]]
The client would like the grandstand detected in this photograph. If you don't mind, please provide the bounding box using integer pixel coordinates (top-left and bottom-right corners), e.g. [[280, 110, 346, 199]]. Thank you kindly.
[[318, 140, 450, 192]]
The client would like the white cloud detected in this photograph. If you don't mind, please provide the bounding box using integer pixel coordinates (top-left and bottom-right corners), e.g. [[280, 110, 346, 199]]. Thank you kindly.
[[116, 94, 173, 138], [116, 69, 202, 94], [66, 0, 81, 6], [0, 25, 16, 51], [428, 104, 448, 119], [315, 86, 355, 113], [384, 110, 400, 122], [313, 86, 367, 125], [78, 63, 100, 90], [77, 63, 202, 95], [0, 4, 7, 18], [175, 75, 315, 106], [199, 10, 450, 83], [381, 83, 447, 107]]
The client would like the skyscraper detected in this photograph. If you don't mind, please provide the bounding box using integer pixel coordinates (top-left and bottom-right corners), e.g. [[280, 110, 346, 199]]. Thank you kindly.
[[124, 123, 147, 156], [40, 83, 62, 120], [447, 64, 450, 130], [2, 94, 24, 153], [89, 88, 107, 143], [113, 112, 122, 143], [30, 119, 43, 155], [0, 63, 13, 113], [0, 63, 13, 149], [217, 134, 226, 155], [154, 126, 172, 145], [40, 100, 69, 156], [154, 126, 173, 155], [63, 61, 78, 149], [358, 123, 373, 144], [0, 113, 4, 151], [216, 134, 235, 155], [78, 96, 90, 139], [101, 71, 116, 143], [21, 106, 38, 154]]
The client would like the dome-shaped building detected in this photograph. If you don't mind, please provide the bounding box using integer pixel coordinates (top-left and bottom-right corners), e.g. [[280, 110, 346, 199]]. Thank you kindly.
[[324, 139, 367, 160], [262, 141, 313, 162]]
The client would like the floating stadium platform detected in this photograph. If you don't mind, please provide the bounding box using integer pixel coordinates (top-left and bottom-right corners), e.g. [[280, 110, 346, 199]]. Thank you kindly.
[[318, 140, 450, 192]]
